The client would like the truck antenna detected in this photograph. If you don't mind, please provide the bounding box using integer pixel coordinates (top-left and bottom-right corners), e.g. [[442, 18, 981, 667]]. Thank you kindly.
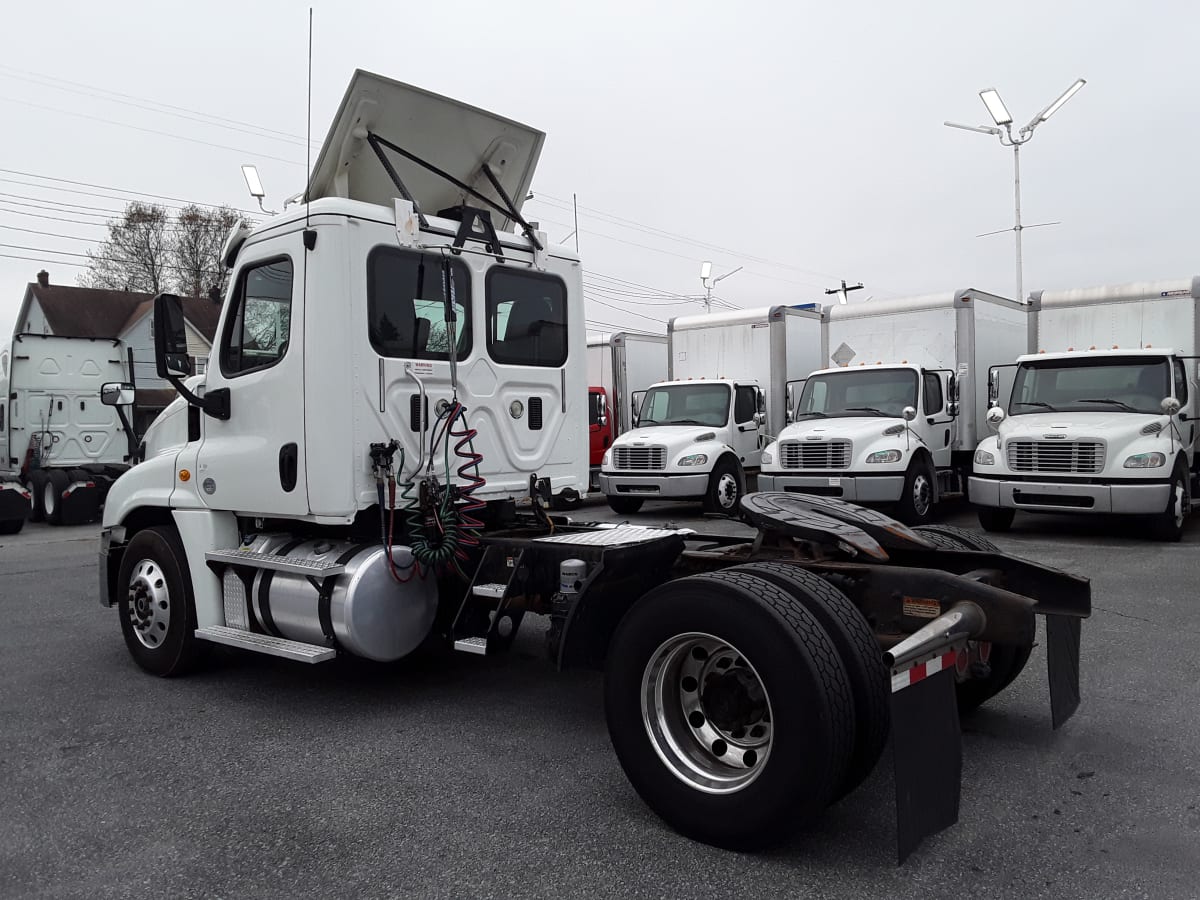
[[305, 7, 313, 235]]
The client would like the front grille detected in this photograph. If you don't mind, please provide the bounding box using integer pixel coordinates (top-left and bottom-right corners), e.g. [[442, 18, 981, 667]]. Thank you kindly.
[[1006, 440, 1105, 474], [779, 439, 852, 470], [613, 446, 666, 470]]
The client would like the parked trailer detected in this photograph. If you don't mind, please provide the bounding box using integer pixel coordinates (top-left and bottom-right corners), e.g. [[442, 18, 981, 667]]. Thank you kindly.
[[599, 306, 822, 514], [759, 289, 1027, 523], [0, 334, 136, 525], [971, 277, 1200, 539], [97, 70, 1090, 861], [586, 331, 668, 489]]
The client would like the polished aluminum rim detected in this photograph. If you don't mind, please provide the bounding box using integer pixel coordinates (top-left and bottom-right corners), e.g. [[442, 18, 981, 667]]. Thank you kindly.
[[43, 481, 57, 517], [1172, 481, 1186, 528], [912, 473, 932, 517], [127, 558, 171, 649], [715, 473, 739, 510], [641, 632, 773, 794]]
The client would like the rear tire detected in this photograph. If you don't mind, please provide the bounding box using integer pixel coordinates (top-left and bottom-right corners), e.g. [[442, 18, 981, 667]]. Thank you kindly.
[[976, 506, 1015, 533], [1148, 466, 1188, 543], [703, 458, 743, 516], [606, 496, 644, 515], [43, 470, 69, 525], [896, 458, 935, 525], [728, 562, 888, 800], [605, 571, 854, 850], [117, 526, 204, 677], [0, 518, 24, 535], [26, 470, 47, 522]]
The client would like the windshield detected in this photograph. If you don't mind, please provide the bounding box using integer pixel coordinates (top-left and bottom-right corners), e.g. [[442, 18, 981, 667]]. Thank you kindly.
[[638, 383, 730, 427], [1009, 358, 1170, 415], [796, 369, 918, 418]]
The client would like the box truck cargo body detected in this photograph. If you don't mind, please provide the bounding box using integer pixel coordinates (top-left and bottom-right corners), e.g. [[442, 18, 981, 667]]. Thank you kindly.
[[759, 289, 1026, 523], [971, 277, 1200, 539], [599, 306, 821, 514]]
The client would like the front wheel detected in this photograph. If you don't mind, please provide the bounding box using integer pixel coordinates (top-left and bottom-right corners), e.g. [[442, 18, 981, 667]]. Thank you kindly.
[[604, 572, 854, 849], [703, 458, 743, 516], [117, 526, 204, 677], [1148, 467, 1188, 542], [976, 505, 1015, 533], [606, 495, 644, 515], [895, 459, 935, 525]]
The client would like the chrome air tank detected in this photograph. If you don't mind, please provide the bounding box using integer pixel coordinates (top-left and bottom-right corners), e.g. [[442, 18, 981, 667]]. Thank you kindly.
[[248, 538, 437, 662]]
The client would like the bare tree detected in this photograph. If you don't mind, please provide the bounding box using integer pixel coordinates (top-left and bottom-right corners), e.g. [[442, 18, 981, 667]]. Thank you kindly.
[[79, 203, 170, 293], [172, 204, 246, 299]]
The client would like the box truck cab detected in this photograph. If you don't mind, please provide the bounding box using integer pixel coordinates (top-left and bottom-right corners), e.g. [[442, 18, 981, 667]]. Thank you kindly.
[[759, 289, 1027, 524], [970, 278, 1200, 540], [598, 377, 765, 514]]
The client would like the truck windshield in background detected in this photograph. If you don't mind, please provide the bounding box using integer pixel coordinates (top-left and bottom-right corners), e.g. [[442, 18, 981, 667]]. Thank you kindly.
[[638, 383, 730, 427], [1009, 357, 1173, 415], [796, 369, 918, 418]]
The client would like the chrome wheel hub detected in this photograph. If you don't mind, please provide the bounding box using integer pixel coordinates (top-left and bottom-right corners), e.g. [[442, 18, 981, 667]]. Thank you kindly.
[[641, 632, 773, 794], [127, 558, 170, 649], [715, 474, 739, 509], [912, 474, 932, 517], [43, 482, 57, 516]]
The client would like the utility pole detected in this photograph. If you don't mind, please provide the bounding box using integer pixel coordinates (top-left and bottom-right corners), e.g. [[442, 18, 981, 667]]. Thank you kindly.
[[825, 279, 864, 305], [699, 262, 743, 314]]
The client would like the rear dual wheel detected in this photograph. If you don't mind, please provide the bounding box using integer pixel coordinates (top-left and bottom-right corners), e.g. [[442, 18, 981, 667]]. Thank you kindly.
[[605, 568, 881, 849], [42, 470, 69, 525]]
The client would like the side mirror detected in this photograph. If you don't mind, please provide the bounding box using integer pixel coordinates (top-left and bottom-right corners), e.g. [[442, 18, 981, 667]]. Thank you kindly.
[[101, 382, 135, 406], [987, 367, 1000, 408], [902, 406, 917, 422], [753, 411, 766, 426], [1162, 396, 1182, 416], [986, 406, 1006, 429], [153, 293, 192, 378], [947, 401, 960, 418]]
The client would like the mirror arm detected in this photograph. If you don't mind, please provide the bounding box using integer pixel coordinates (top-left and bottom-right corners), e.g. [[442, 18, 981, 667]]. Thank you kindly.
[[114, 405, 140, 459], [166, 374, 231, 421]]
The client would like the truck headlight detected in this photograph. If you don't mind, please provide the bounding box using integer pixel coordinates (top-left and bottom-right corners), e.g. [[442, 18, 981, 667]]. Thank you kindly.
[[678, 453, 708, 467], [601, 450, 611, 468], [974, 448, 995, 466], [865, 449, 901, 464], [1124, 452, 1166, 468], [761, 449, 774, 465]]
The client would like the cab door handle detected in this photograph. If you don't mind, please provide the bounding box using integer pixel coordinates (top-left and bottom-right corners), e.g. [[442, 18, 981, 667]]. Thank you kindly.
[[279, 443, 298, 492]]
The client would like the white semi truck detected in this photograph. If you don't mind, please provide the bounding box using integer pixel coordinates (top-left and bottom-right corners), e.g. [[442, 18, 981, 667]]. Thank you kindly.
[[759, 290, 1027, 524], [598, 306, 822, 514], [586, 331, 668, 490], [970, 277, 1200, 540], [96, 69, 1091, 859], [0, 333, 137, 526]]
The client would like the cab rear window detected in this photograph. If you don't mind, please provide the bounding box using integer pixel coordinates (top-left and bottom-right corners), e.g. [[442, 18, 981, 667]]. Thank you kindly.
[[486, 269, 567, 367]]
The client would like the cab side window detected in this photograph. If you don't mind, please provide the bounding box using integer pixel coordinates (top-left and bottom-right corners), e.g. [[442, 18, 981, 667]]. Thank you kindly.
[[734, 386, 757, 424], [221, 258, 294, 376], [0, 400, 5, 430], [923, 372, 943, 416], [1173, 358, 1189, 404]]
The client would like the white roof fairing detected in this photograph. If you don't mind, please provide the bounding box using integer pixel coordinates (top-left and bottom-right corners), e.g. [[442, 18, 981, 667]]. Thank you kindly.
[[306, 70, 544, 232]]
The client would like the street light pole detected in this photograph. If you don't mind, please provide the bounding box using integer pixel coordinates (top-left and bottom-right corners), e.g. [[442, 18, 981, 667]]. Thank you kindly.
[[945, 78, 1085, 303], [699, 262, 743, 314]]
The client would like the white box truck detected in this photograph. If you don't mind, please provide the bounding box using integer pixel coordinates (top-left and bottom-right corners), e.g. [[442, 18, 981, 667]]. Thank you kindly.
[[970, 277, 1200, 540], [0, 333, 137, 526], [599, 305, 822, 514], [94, 69, 1092, 859], [585, 331, 667, 489], [758, 289, 1027, 523]]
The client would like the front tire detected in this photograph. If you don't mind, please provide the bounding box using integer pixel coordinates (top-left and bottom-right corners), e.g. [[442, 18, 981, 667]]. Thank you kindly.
[[1148, 466, 1188, 542], [604, 571, 854, 850], [976, 505, 1015, 532], [896, 458, 934, 525], [606, 495, 644, 515], [117, 526, 204, 677], [703, 458, 743, 516]]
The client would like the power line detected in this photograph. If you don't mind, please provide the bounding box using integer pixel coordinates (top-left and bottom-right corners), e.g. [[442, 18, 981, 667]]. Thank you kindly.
[[0, 242, 225, 278], [0, 168, 261, 216]]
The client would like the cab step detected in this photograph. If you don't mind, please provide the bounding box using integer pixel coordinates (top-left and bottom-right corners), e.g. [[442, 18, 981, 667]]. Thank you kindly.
[[453, 636, 489, 655], [471, 583, 507, 599], [194, 625, 335, 663], [205, 548, 346, 577]]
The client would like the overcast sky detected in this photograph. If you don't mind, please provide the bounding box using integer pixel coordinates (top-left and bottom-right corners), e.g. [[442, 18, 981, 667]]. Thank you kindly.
[[1, 1, 1196, 339]]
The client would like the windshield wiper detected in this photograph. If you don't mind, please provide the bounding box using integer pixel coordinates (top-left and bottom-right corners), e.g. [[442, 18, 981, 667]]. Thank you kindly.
[[1013, 400, 1058, 412], [668, 418, 710, 426], [793, 411, 827, 420], [637, 418, 659, 426], [1073, 398, 1138, 412], [843, 407, 888, 416]]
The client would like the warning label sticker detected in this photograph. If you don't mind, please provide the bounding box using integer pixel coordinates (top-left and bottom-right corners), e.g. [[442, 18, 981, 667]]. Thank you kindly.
[[902, 597, 941, 619]]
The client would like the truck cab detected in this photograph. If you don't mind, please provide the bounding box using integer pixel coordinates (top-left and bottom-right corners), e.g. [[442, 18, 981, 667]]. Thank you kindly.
[[970, 349, 1197, 539], [588, 385, 612, 485], [759, 364, 958, 524], [598, 377, 764, 514]]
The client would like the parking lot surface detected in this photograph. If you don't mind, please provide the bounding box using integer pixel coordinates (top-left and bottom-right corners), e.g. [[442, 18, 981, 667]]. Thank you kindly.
[[2, 501, 1197, 899]]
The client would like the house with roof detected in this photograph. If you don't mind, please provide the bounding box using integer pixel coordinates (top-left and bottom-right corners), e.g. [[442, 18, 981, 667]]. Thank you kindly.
[[11, 270, 222, 432]]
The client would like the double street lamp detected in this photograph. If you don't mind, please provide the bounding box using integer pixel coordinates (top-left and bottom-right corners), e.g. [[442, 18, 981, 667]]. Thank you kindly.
[[699, 261, 743, 314], [946, 78, 1086, 304]]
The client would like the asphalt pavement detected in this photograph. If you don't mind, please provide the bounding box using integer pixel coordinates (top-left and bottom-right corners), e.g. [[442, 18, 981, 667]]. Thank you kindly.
[[1, 500, 1197, 899]]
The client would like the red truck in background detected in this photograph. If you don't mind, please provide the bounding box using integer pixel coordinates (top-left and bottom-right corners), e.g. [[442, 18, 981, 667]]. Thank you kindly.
[[587, 332, 668, 492], [589, 386, 613, 488]]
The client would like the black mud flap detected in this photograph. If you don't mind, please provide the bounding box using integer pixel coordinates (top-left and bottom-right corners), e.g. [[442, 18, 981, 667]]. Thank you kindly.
[[1045, 614, 1082, 729], [891, 666, 961, 864]]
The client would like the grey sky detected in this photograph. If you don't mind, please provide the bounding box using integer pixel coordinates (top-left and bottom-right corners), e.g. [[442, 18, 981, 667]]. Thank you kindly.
[[1, 0, 1195, 338]]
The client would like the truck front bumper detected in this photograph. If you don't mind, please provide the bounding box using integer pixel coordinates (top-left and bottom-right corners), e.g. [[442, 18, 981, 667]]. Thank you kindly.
[[599, 471, 710, 499], [757, 472, 905, 504], [968, 476, 1170, 514]]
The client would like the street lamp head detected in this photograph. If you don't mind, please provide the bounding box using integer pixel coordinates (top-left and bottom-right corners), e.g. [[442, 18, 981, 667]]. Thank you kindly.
[[944, 121, 1003, 136], [241, 164, 266, 199], [979, 88, 1013, 127], [699, 261, 712, 282], [1022, 78, 1086, 134]]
